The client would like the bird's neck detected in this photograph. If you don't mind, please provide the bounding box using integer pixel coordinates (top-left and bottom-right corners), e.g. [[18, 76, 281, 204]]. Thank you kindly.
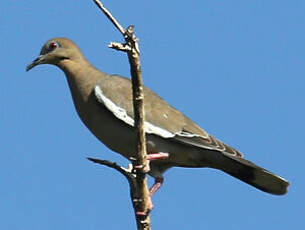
[[58, 59, 105, 103]]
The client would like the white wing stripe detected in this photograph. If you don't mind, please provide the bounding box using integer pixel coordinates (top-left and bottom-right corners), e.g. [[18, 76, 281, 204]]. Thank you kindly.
[[94, 85, 175, 138]]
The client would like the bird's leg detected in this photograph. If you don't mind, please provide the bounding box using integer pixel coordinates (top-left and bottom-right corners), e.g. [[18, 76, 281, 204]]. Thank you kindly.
[[144, 152, 169, 172], [134, 152, 169, 172], [136, 177, 164, 216], [147, 152, 169, 161], [146, 177, 164, 212], [134, 153, 168, 216], [149, 177, 164, 196]]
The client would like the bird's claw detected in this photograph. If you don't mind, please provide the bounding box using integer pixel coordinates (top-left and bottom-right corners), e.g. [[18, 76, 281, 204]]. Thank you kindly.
[[134, 163, 150, 173], [136, 196, 154, 216]]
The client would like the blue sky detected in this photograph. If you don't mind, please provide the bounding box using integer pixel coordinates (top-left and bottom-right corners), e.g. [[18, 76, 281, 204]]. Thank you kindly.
[[1, 0, 304, 229]]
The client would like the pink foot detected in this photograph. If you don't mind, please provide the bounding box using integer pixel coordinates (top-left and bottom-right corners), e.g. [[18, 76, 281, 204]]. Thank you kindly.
[[147, 152, 169, 161], [135, 177, 164, 216], [134, 152, 169, 173], [136, 196, 154, 216]]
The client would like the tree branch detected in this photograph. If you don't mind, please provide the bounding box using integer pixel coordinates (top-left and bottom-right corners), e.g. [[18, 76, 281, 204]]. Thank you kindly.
[[93, 0, 125, 35], [87, 158, 134, 181], [91, 1, 151, 229]]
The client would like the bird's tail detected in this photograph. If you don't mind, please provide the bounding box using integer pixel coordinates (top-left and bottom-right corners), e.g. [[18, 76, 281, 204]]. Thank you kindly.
[[219, 154, 289, 195]]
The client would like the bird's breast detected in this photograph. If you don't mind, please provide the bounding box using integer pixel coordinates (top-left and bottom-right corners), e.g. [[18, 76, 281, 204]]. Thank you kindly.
[[75, 92, 137, 158]]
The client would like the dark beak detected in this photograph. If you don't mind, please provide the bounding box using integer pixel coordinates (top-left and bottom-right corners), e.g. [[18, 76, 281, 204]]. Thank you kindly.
[[26, 55, 46, 71]]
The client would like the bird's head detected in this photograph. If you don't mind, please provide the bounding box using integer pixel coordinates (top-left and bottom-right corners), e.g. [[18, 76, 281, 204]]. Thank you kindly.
[[26, 37, 84, 71]]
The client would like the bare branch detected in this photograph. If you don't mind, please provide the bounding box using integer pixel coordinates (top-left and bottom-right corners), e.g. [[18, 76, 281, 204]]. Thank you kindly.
[[109, 42, 131, 52], [93, 0, 125, 35], [87, 158, 133, 180], [87, 157, 151, 229], [92, 1, 151, 229]]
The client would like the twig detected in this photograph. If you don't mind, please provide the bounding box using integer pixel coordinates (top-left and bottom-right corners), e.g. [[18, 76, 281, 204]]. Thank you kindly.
[[93, 0, 125, 35], [109, 42, 131, 51], [87, 158, 138, 199], [92, 1, 151, 230], [87, 158, 133, 180]]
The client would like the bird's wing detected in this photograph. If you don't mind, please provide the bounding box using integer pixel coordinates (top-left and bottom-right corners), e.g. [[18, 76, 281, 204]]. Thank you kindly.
[[94, 74, 242, 157]]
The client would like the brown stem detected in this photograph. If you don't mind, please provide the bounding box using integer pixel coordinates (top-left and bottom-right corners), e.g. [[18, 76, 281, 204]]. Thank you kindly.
[[92, 1, 151, 229]]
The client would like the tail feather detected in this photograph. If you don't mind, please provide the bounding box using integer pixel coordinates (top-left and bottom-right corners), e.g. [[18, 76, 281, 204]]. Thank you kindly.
[[220, 155, 289, 195]]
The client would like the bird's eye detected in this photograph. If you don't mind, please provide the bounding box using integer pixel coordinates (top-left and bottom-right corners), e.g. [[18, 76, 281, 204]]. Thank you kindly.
[[48, 42, 58, 51]]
